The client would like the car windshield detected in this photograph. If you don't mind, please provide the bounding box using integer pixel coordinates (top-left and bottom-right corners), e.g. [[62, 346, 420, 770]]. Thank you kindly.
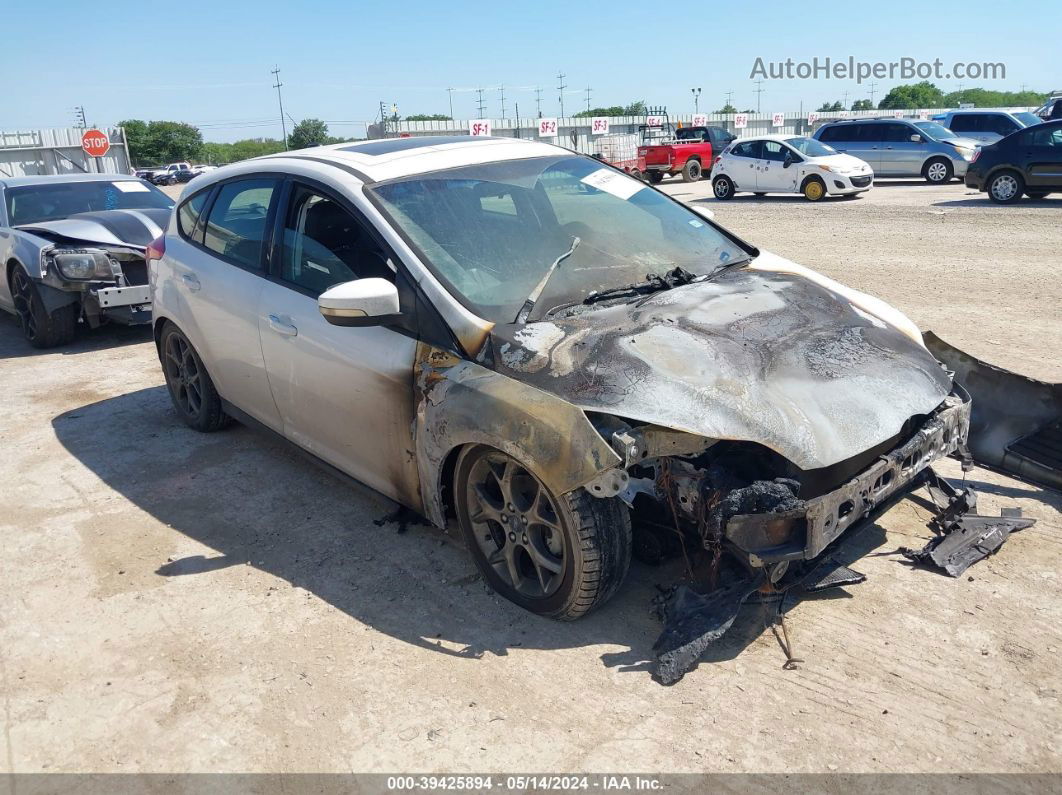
[[6, 180, 174, 225], [913, 121, 956, 140], [1014, 112, 1041, 127], [370, 155, 749, 323], [785, 137, 837, 157]]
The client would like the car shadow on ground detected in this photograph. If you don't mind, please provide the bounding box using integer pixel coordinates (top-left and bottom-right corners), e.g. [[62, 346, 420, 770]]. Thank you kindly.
[[0, 314, 152, 361], [51, 385, 918, 680], [933, 196, 1059, 208]]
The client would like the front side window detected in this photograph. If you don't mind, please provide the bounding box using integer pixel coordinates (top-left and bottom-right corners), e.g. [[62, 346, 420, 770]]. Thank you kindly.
[[280, 186, 391, 295], [881, 123, 913, 143], [370, 155, 749, 324], [202, 179, 277, 269], [5, 179, 173, 226], [913, 121, 954, 140], [1029, 125, 1062, 147], [761, 140, 788, 162]]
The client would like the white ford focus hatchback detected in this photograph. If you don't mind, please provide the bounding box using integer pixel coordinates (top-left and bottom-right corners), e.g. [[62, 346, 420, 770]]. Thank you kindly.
[[146, 136, 967, 632], [711, 135, 874, 201]]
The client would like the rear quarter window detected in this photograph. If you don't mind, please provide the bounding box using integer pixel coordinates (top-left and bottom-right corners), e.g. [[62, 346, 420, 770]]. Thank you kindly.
[[176, 189, 210, 241]]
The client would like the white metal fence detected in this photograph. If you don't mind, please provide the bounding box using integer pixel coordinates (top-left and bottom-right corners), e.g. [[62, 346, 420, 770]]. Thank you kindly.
[[0, 128, 132, 178], [391, 108, 1036, 155]]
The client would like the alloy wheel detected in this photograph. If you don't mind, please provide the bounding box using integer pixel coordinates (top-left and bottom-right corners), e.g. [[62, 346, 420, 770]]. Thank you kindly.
[[465, 452, 566, 598], [991, 174, 1018, 202], [10, 269, 38, 341], [163, 332, 203, 418]]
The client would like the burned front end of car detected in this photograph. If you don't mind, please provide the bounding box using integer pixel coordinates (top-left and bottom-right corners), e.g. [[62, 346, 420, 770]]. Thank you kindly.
[[588, 388, 971, 575]]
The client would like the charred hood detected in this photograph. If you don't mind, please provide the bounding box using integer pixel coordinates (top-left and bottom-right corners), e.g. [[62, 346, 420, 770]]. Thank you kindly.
[[491, 264, 952, 471], [16, 208, 170, 249]]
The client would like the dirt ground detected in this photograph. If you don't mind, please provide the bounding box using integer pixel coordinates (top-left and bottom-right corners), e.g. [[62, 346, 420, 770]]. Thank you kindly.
[[1, 177, 1060, 775]]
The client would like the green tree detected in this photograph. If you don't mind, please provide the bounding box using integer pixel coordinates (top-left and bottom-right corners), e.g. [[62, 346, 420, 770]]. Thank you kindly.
[[942, 87, 1047, 107], [623, 101, 647, 116], [717, 103, 737, 114], [574, 106, 626, 117], [403, 114, 453, 121], [878, 81, 945, 110], [146, 121, 203, 163], [817, 100, 844, 112], [118, 119, 152, 164], [851, 99, 874, 111], [288, 118, 330, 149]]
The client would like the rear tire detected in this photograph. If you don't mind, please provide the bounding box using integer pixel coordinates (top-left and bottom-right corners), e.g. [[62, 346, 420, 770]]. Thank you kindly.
[[681, 159, 702, 182], [988, 170, 1024, 204], [9, 266, 77, 349], [712, 175, 735, 200], [629, 168, 643, 181], [923, 157, 953, 184], [160, 324, 231, 432], [454, 445, 631, 621]]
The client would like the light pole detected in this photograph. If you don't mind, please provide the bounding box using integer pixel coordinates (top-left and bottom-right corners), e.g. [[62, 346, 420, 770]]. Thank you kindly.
[[691, 87, 701, 113]]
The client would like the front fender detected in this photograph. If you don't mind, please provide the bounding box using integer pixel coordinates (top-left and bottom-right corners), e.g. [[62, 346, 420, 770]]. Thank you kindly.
[[413, 343, 621, 528]]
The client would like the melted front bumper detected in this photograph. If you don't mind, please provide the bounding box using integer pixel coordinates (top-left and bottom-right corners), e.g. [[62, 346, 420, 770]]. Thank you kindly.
[[726, 388, 972, 565]]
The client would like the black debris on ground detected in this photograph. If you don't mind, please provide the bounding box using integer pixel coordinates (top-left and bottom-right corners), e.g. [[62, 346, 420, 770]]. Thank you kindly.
[[373, 505, 430, 534]]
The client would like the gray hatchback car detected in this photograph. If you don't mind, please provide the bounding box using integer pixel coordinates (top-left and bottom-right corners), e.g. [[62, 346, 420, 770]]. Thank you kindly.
[[814, 118, 979, 183]]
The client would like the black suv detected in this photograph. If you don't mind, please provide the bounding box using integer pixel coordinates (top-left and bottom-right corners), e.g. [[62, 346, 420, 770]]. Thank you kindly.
[[965, 120, 1062, 203]]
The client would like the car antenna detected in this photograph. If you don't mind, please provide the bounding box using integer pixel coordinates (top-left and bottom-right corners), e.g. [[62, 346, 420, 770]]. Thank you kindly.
[[516, 236, 580, 323]]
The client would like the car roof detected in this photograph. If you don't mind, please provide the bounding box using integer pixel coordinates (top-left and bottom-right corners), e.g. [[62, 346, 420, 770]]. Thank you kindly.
[[732, 133, 810, 144], [253, 135, 571, 183], [820, 117, 917, 125], [0, 173, 144, 189], [946, 109, 1013, 116]]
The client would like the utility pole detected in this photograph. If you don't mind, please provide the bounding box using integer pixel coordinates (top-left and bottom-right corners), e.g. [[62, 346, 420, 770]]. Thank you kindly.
[[378, 101, 388, 137], [957, 83, 965, 103], [585, 86, 592, 114], [753, 80, 765, 113], [447, 87, 454, 120], [842, 89, 849, 109], [271, 66, 288, 149], [499, 85, 506, 120], [868, 81, 877, 107], [557, 72, 567, 119], [476, 88, 486, 119], [724, 89, 733, 110], [691, 87, 701, 113], [73, 105, 87, 127], [534, 87, 543, 118]]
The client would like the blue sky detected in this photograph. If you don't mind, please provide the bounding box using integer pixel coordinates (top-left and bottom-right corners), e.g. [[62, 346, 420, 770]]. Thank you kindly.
[[3, 0, 1059, 141]]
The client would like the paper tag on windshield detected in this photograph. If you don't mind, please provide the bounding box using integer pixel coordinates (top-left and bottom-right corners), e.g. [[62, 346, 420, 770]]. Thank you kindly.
[[114, 181, 150, 192], [580, 168, 644, 200]]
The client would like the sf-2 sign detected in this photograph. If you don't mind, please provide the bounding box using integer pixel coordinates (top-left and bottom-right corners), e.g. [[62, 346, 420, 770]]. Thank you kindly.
[[468, 120, 492, 137], [81, 129, 110, 158], [538, 118, 558, 137]]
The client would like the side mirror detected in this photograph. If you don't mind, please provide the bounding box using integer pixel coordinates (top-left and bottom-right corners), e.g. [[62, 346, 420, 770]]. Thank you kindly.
[[783, 154, 794, 168], [318, 278, 401, 327], [691, 205, 715, 221], [910, 134, 923, 143]]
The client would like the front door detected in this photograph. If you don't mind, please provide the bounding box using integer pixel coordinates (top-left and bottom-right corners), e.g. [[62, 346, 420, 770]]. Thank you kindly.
[[878, 123, 923, 176], [757, 140, 799, 192], [1021, 125, 1062, 189], [257, 182, 420, 505]]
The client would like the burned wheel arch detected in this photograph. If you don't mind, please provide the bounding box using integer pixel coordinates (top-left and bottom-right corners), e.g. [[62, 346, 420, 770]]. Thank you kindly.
[[412, 342, 622, 528]]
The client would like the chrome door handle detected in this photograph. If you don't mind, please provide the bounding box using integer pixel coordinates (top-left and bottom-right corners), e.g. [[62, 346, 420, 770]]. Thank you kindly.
[[180, 273, 201, 291], [268, 314, 298, 337]]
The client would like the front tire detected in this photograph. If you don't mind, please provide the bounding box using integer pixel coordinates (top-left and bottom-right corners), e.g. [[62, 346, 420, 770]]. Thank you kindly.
[[454, 445, 631, 620], [988, 170, 1024, 204], [802, 177, 826, 201], [160, 324, 231, 432], [9, 266, 77, 348], [923, 157, 953, 184], [712, 175, 735, 200], [681, 159, 702, 182]]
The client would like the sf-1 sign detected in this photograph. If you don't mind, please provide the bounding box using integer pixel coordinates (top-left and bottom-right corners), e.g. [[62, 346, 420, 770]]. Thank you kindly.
[[81, 129, 110, 158], [468, 120, 492, 137]]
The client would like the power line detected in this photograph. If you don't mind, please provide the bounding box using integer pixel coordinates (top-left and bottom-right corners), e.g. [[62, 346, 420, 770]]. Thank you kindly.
[[534, 87, 543, 118], [271, 66, 288, 149], [557, 72, 567, 119], [753, 80, 765, 113], [585, 86, 592, 114], [476, 88, 486, 119], [499, 85, 506, 120]]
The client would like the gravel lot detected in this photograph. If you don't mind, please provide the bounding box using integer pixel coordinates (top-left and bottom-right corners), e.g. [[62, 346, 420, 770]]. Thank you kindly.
[[1, 176, 1060, 775]]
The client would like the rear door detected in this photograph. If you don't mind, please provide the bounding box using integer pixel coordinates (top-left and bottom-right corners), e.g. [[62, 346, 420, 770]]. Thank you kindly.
[[167, 177, 284, 430], [724, 139, 762, 189], [256, 179, 420, 504]]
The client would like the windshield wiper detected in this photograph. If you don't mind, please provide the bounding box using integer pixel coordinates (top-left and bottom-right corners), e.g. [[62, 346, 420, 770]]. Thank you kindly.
[[582, 266, 703, 306], [516, 235, 580, 323]]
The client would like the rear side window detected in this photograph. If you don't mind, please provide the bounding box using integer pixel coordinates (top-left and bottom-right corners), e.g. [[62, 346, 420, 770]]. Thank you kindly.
[[730, 140, 762, 158], [948, 115, 982, 133], [176, 190, 210, 240], [202, 179, 277, 269], [986, 115, 1019, 135], [820, 124, 863, 142]]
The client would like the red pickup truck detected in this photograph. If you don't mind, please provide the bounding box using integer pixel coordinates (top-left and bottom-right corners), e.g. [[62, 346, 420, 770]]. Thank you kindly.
[[638, 125, 736, 183]]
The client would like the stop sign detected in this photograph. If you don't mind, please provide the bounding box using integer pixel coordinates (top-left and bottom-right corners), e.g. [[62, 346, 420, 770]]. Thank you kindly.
[[81, 129, 110, 158]]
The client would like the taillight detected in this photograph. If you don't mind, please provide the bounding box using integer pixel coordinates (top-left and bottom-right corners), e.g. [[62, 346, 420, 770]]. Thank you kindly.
[[714, 155, 722, 164], [145, 235, 166, 263]]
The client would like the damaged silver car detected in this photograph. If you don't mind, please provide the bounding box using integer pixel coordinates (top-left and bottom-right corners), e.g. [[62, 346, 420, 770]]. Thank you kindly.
[[0, 174, 174, 347], [150, 137, 973, 664]]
